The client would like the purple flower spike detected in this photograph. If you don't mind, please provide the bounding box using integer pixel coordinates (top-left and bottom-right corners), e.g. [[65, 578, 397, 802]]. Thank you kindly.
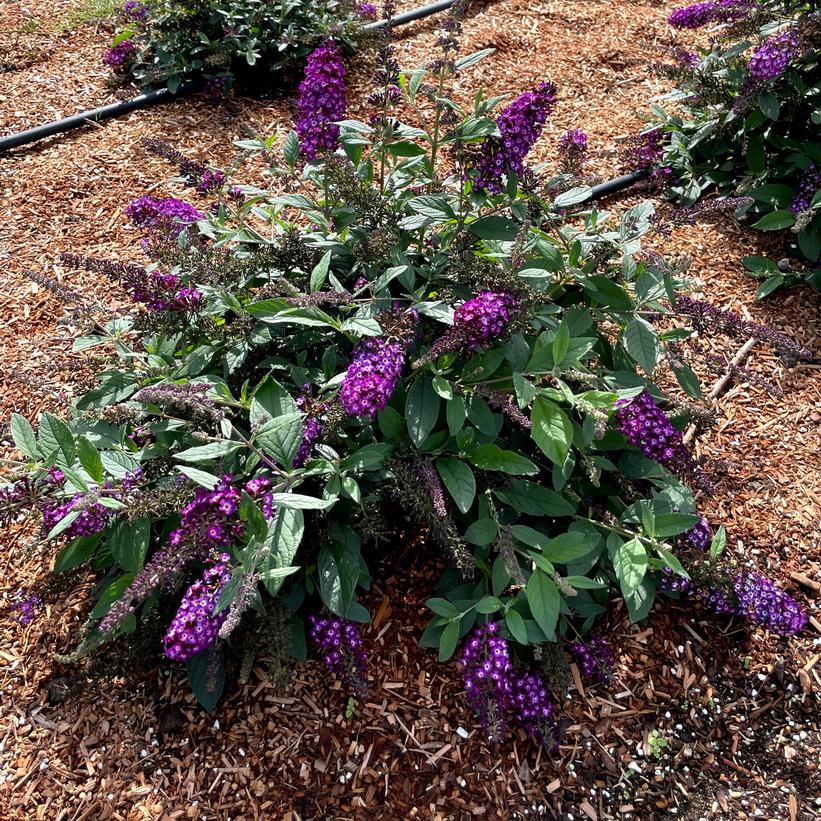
[[126, 196, 204, 237], [790, 164, 821, 215], [42, 494, 110, 538], [461, 623, 512, 744], [686, 514, 712, 551], [295, 42, 347, 161], [454, 291, 517, 351], [748, 29, 801, 81], [474, 82, 556, 193], [732, 572, 807, 636], [163, 554, 232, 661], [309, 614, 369, 698], [558, 129, 588, 174], [570, 636, 615, 683], [339, 337, 406, 418], [510, 670, 560, 751], [614, 390, 714, 493], [123, 1, 148, 22], [10, 592, 42, 626], [104, 39, 136, 70], [357, 2, 378, 18], [668, 0, 754, 29]]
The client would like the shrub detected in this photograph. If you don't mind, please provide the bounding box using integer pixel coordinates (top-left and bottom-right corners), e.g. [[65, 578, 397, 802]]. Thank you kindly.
[[104, 0, 368, 92], [4, 16, 808, 742], [653, 0, 821, 295]]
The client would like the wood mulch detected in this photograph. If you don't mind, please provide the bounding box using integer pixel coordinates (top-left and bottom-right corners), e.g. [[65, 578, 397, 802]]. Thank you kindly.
[[1, 0, 820, 818]]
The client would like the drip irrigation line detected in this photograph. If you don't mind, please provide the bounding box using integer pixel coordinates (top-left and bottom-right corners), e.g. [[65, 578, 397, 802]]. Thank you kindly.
[[0, 0, 459, 154], [585, 168, 650, 203]]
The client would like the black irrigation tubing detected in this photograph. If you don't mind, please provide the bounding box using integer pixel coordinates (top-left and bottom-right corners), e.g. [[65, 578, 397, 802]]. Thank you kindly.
[[0, 0, 459, 154], [585, 168, 651, 203]]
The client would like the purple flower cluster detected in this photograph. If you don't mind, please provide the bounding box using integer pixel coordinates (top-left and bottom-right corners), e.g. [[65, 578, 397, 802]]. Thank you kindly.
[[10, 592, 42, 626], [168, 475, 244, 551], [103, 39, 136, 70], [686, 514, 712, 551], [730, 572, 808, 636], [454, 291, 518, 351], [196, 169, 227, 195], [294, 417, 323, 467], [622, 128, 674, 187], [558, 129, 589, 174], [163, 554, 232, 661], [614, 390, 713, 492], [474, 82, 557, 193], [357, 2, 378, 18], [748, 29, 801, 81], [132, 270, 203, 312], [309, 614, 369, 698], [42, 494, 110, 538], [126, 196, 204, 237], [790, 164, 821, 214], [510, 670, 559, 751], [461, 623, 512, 743], [295, 41, 347, 161], [122, 1, 148, 22], [339, 338, 406, 418], [668, 0, 753, 29], [570, 636, 615, 683]]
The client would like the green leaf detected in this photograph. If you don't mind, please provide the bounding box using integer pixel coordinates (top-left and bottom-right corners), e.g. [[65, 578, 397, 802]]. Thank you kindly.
[[342, 443, 392, 472], [494, 480, 575, 517], [671, 363, 703, 399], [468, 215, 520, 241], [76, 372, 137, 410], [581, 276, 634, 310], [446, 394, 466, 435], [186, 646, 225, 712], [90, 573, 134, 620], [710, 525, 727, 560], [426, 597, 460, 618], [553, 186, 592, 208], [752, 210, 795, 231], [436, 457, 476, 514], [176, 466, 221, 489], [552, 322, 570, 368], [623, 317, 659, 375], [76, 436, 104, 483], [531, 397, 573, 466], [468, 444, 539, 475], [255, 412, 303, 467], [309, 249, 332, 293], [39, 412, 75, 468], [407, 195, 456, 221], [175, 440, 242, 463], [431, 375, 454, 400], [108, 518, 151, 573], [755, 275, 785, 299], [438, 620, 461, 661], [624, 576, 656, 622], [505, 608, 528, 644], [268, 493, 335, 510], [464, 518, 498, 545], [263, 508, 304, 595], [526, 569, 559, 640], [757, 92, 779, 120], [613, 537, 647, 598], [10, 414, 39, 459], [283, 130, 300, 167], [653, 512, 699, 538], [406, 376, 440, 447], [542, 531, 602, 563], [475, 595, 503, 614], [54, 534, 101, 572], [250, 377, 298, 427]]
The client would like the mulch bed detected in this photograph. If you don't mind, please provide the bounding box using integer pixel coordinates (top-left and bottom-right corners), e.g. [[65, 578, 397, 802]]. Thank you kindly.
[[1, 0, 820, 818]]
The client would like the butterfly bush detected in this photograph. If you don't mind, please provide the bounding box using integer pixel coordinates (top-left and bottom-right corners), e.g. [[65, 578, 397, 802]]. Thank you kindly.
[[652, 1, 821, 290], [2, 34, 810, 730], [105, 0, 367, 91]]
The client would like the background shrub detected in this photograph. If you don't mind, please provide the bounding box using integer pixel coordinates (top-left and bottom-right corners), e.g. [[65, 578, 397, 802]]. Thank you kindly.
[[654, 0, 821, 295]]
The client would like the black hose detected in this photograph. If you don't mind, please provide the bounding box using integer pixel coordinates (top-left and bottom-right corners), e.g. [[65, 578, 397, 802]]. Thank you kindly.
[[0, 81, 202, 153], [586, 169, 650, 202], [364, 0, 457, 29], [0, 1, 458, 154]]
